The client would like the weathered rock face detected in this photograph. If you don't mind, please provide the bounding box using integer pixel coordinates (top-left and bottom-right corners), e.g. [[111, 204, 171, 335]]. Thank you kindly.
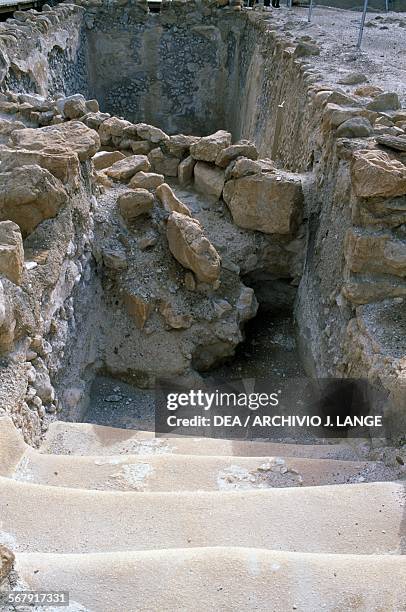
[[178, 156, 196, 186], [58, 94, 87, 120], [351, 150, 406, 199], [156, 183, 191, 216], [123, 291, 154, 330], [106, 155, 151, 181], [118, 189, 154, 222], [148, 148, 179, 177], [10, 121, 100, 162], [0, 544, 14, 585], [0, 221, 24, 285], [0, 165, 68, 237], [166, 212, 221, 284], [190, 131, 232, 162], [345, 229, 406, 278], [223, 172, 303, 235], [194, 162, 225, 200]]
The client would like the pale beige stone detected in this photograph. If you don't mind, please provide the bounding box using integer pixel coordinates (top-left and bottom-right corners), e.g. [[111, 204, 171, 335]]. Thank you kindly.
[[136, 123, 170, 144], [194, 162, 225, 199], [99, 117, 133, 145], [223, 172, 303, 235], [351, 150, 406, 198], [156, 183, 191, 216], [178, 156, 196, 185], [148, 148, 179, 177], [0, 221, 24, 285], [0, 165, 68, 237], [106, 155, 151, 182], [118, 189, 154, 221], [11, 121, 100, 161], [0, 544, 14, 585], [166, 212, 221, 284], [190, 130, 232, 162], [215, 141, 258, 168], [159, 301, 193, 329], [344, 229, 406, 278], [92, 150, 126, 171], [129, 171, 164, 190]]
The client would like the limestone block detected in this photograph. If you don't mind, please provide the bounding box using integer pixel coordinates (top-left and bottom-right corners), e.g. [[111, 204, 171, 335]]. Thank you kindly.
[[0, 165, 68, 237], [129, 171, 165, 190], [223, 172, 303, 235], [0, 147, 80, 186], [136, 123, 170, 144], [156, 183, 191, 216], [166, 212, 221, 284], [194, 162, 225, 199], [0, 118, 25, 143], [82, 112, 111, 130], [92, 150, 126, 171], [148, 148, 179, 177], [58, 94, 87, 120], [344, 229, 406, 278], [130, 140, 153, 155], [86, 99, 99, 113], [375, 135, 406, 153], [215, 140, 258, 168], [123, 291, 154, 329], [106, 155, 151, 181], [351, 150, 406, 199], [162, 134, 200, 158], [225, 157, 264, 180], [99, 117, 133, 145], [178, 156, 196, 185], [118, 189, 154, 221], [11, 121, 100, 162], [190, 130, 232, 162], [0, 221, 24, 285]]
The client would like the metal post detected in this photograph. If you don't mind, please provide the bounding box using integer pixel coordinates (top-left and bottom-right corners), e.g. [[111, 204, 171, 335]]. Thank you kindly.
[[357, 0, 369, 49], [385, 0, 388, 12], [308, 0, 314, 23]]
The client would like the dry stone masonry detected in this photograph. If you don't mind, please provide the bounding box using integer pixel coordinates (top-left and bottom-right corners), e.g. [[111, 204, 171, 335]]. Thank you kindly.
[[0, 0, 404, 445]]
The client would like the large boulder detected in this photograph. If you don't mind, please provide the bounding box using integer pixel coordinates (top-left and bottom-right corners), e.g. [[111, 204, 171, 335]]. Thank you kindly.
[[118, 189, 154, 222], [136, 123, 169, 144], [156, 183, 191, 216], [223, 172, 303, 235], [0, 165, 68, 236], [166, 212, 221, 284], [336, 117, 373, 138], [351, 150, 406, 198], [194, 162, 225, 199], [106, 155, 151, 181], [190, 130, 232, 162], [162, 134, 199, 158], [10, 121, 100, 162], [0, 147, 80, 186], [0, 221, 24, 284]]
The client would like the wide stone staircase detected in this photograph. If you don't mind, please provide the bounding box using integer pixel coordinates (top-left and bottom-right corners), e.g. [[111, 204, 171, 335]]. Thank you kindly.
[[0, 416, 405, 610]]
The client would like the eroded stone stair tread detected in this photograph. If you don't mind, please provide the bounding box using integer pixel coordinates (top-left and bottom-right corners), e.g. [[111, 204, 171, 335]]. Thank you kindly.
[[12, 447, 395, 491], [0, 417, 27, 477], [0, 477, 403, 555], [40, 420, 365, 460], [14, 548, 406, 612]]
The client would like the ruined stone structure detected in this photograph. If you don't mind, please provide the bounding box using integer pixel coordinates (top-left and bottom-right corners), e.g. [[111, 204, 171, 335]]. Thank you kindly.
[[0, 0, 405, 609]]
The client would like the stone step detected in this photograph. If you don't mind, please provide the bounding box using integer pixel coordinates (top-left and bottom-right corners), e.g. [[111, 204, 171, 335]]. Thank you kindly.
[[0, 477, 403, 555], [11, 446, 397, 491], [12, 548, 406, 612], [0, 417, 26, 477], [40, 420, 367, 460]]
